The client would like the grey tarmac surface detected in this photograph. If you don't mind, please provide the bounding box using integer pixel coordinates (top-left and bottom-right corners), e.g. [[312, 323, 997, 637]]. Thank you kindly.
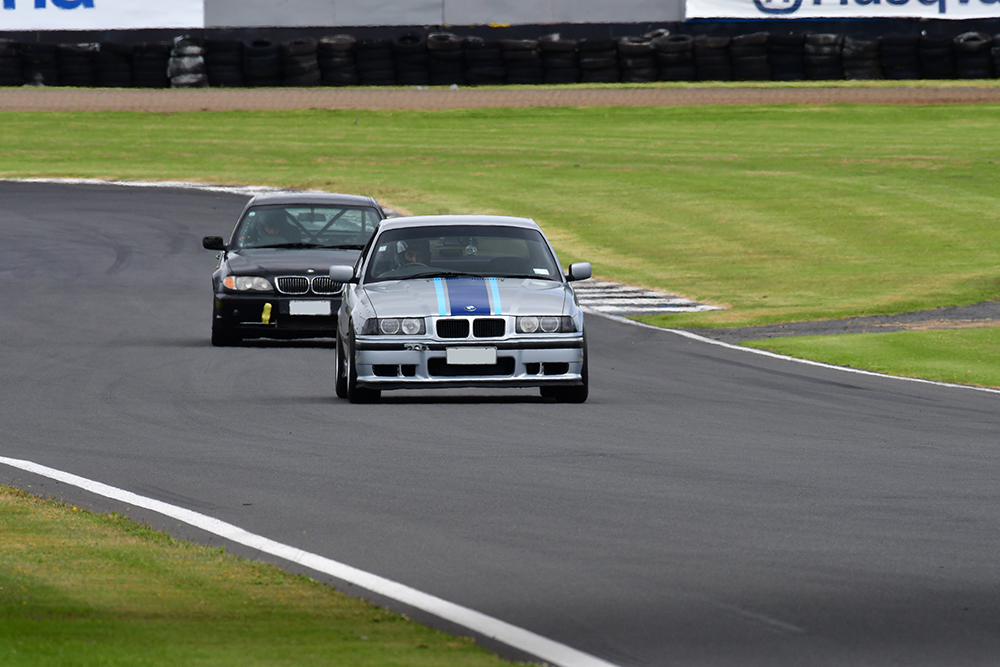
[[3, 181, 1000, 666]]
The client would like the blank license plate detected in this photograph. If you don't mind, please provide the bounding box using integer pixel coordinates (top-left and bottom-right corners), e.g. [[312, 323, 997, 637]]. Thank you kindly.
[[289, 300, 331, 316], [447, 347, 497, 365]]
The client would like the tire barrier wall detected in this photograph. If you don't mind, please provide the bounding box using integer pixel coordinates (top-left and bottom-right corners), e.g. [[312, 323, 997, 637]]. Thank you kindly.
[[2, 29, 1000, 88]]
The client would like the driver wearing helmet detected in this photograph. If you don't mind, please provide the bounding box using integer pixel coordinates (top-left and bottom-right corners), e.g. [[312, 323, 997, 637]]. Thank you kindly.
[[396, 239, 431, 267]]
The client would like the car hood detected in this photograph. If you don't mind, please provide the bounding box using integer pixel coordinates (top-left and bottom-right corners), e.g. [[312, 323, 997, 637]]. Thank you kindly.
[[361, 277, 571, 318], [226, 248, 360, 275]]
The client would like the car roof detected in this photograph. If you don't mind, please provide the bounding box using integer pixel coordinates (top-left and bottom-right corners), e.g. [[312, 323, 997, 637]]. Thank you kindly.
[[376, 215, 540, 231], [247, 191, 380, 208]]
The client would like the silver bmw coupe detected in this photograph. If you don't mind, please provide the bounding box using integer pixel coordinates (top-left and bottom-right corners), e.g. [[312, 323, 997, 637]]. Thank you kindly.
[[329, 215, 591, 403]]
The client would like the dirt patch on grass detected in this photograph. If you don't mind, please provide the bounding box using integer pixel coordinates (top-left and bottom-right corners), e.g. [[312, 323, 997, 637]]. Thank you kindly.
[[2, 84, 1000, 112]]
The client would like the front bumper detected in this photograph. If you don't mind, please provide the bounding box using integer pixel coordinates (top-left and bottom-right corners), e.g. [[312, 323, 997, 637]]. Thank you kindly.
[[214, 293, 341, 339], [352, 335, 585, 390]]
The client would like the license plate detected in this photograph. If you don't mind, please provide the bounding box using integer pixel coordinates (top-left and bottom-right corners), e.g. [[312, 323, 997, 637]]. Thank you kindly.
[[289, 300, 331, 316], [447, 347, 497, 365]]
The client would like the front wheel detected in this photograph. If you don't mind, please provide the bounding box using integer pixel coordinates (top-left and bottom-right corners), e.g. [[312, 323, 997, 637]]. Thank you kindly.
[[335, 335, 348, 399], [211, 317, 241, 347], [346, 330, 380, 404]]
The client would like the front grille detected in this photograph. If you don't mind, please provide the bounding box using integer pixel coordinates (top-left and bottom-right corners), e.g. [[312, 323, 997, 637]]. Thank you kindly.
[[311, 277, 343, 295], [276, 276, 308, 294], [276, 275, 343, 296], [436, 319, 470, 338], [473, 318, 505, 338]]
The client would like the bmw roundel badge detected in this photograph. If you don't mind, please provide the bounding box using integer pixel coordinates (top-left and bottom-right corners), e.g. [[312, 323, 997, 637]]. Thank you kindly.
[[464, 305, 477, 312]]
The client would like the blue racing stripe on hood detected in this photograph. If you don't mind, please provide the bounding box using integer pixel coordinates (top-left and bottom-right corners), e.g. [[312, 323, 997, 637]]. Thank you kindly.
[[446, 277, 492, 316], [433, 278, 448, 316]]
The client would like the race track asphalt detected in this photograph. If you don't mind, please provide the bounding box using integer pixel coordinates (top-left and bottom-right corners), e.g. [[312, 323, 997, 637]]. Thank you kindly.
[[3, 181, 1000, 667]]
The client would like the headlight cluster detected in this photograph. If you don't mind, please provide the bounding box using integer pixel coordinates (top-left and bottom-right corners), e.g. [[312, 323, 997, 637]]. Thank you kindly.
[[362, 318, 426, 335], [223, 276, 273, 292], [516, 316, 577, 334]]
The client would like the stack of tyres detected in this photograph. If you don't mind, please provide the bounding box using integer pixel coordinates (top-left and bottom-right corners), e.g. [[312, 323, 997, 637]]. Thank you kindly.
[[318, 35, 359, 86], [730, 32, 770, 80], [804, 33, 843, 80], [539, 33, 579, 84], [768, 32, 806, 80], [578, 39, 619, 83], [842, 36, 882, 79], [281, 38, 320, 86], [392, 32, 429, 86], [243, 39, 281, 86], [918, 35, 954, 79], [0, 40, 23, 86], [94, 43, 132, 87], [132, 42, 170, 88], [694, 35, 731, 81], [502, 39, 543, 85], [652, 34, 695, 81], [427, 32, 465, 85], [57, 43, 97, 87], [356, 39, 394, 85], [22, 43, 59, 86], [953, 32, 993, 79], [880, 35, 920, 79], [617, 36, 657, 82], [205, 40, 244, 87], [463, 36, 505, 85], [168, 37, 208, 88]]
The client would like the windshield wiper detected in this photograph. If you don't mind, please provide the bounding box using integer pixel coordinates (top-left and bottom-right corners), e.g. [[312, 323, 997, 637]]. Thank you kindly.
[[255, 242, 323, 249], [254, 242, 366, 250], [403, 270, 486, 280], [317, 243, 366, 250]]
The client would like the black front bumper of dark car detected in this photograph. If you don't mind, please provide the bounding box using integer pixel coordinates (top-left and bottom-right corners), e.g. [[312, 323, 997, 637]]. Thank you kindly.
[[213, 293, 340, 339]]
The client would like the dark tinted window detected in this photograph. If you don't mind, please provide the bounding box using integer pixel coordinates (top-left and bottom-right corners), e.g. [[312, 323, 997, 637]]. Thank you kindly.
[[233, 205, 381, 249]]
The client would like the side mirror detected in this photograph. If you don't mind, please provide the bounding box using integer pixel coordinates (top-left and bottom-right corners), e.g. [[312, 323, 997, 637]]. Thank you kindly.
[[329, 264, 357, 284], [566, 262, 591, 282], [202, 236, 226, 251]]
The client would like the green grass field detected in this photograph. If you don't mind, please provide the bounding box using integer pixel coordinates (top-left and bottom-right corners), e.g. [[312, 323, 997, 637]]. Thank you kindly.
[[744, 326, 1000, 388], [0, 486, 516, 667]]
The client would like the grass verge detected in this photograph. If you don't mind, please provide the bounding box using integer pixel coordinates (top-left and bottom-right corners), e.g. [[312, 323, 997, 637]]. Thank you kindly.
[[743, 326, 1000, 388], [0, 485, 518, 667]]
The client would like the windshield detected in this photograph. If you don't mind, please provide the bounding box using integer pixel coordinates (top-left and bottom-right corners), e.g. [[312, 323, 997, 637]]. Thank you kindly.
[[232, 205, 381, 250], [364, 225, 562, 283]]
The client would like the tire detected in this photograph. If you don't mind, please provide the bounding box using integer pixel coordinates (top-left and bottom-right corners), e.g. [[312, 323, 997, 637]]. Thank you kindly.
[[212, 318, 241, 347], [346, 331, 379, 403], [538, 34, 577, 53], [335, 336, 348, 399], [617, 36, 653, 56], [541, 338, 588, 403]]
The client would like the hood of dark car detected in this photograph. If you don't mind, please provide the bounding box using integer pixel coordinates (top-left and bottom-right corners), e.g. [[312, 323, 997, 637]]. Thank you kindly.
[[226, 247, 360, 275]]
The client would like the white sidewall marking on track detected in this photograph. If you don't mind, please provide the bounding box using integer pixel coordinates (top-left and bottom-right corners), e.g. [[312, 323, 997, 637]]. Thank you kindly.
[[0, 457, 620, 667], [587, 309, 1000, 396]]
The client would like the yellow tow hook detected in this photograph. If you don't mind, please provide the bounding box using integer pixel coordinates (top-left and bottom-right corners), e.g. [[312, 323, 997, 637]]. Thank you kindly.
[[261, 303, 272, 325]]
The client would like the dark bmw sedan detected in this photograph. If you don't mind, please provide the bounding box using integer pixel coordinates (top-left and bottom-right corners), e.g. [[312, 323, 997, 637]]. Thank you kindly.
[[202, 192, 386, 346]]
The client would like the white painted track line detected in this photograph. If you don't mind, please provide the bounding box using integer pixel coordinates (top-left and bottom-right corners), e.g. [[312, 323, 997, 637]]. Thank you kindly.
[[0, 456, 621, 667]]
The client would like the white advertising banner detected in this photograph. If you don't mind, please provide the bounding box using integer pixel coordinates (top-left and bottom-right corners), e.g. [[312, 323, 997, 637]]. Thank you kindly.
[[0, 0, 205, 30], [686, 0, 1000, 19]]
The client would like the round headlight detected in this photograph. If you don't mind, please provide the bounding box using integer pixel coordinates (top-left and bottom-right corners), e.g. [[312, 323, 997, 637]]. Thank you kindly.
[[519, 316, 539, 333], [540, 317, 560, 333], [251, 276, 272, 291], [380, 319, 400, 335], [401, 318, 422, 335]]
